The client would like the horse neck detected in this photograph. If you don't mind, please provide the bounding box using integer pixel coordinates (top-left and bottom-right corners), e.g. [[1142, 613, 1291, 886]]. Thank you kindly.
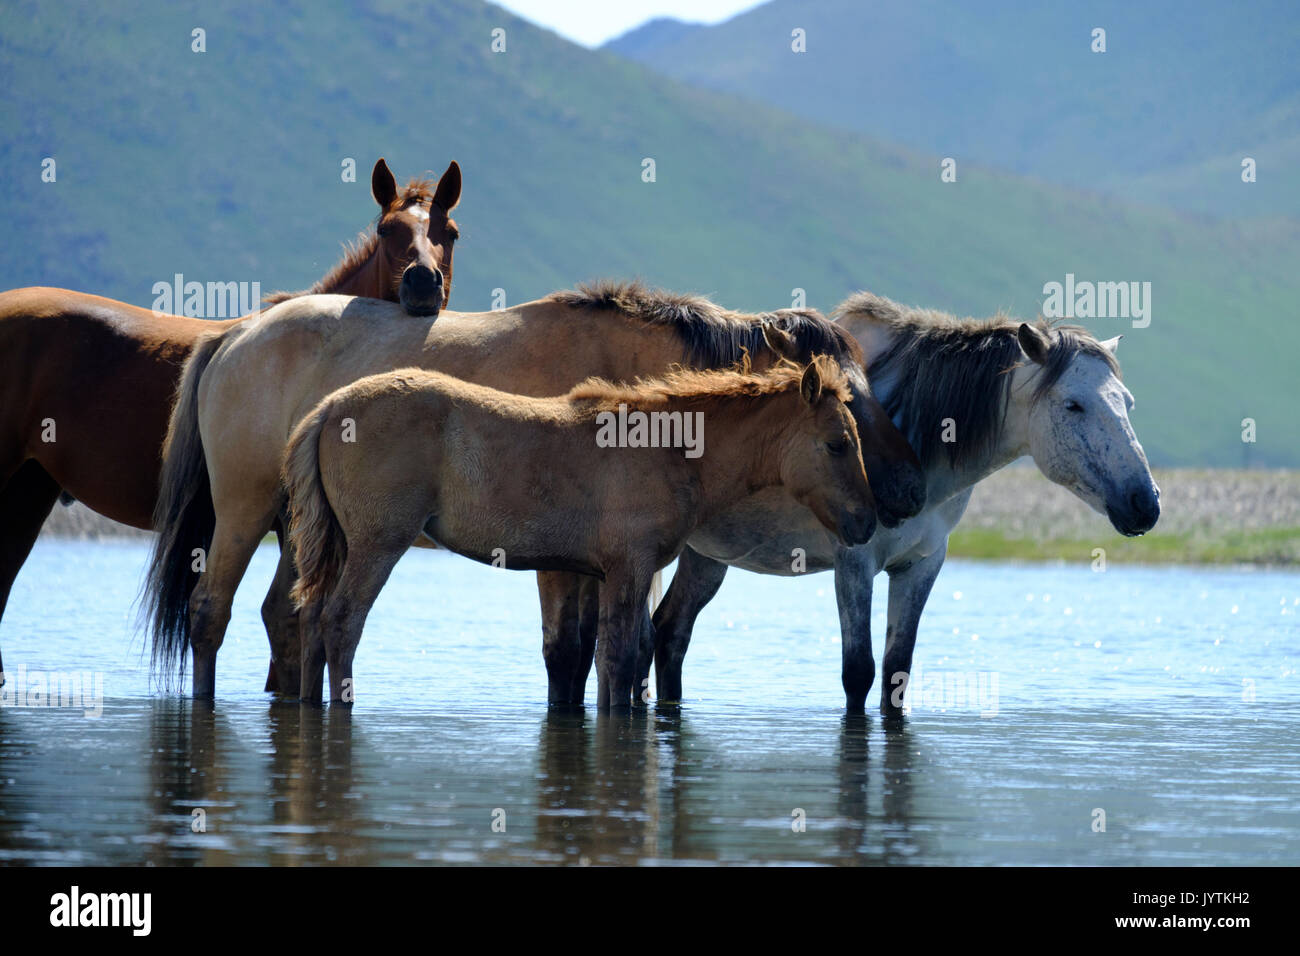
[[685, 391, 797, 521], [876, 363, 1031, 508], [921, 435, 1025, 508], [322, 250, 389, 298]]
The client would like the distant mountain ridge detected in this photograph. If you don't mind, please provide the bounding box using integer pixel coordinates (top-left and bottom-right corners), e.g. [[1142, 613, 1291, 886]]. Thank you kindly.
[[607, 16, 702, 58], [605, 0, 1300, 219], [0, 0, 1296, 465]]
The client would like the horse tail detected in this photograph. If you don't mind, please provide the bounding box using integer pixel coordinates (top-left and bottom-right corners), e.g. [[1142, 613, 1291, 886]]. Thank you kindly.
[[284, 399, 346, 611], [143, 329, 225, 686]]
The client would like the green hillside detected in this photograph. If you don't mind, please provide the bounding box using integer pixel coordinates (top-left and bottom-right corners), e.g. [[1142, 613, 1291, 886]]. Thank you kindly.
[[0, 0, 1296, 466], [606, 0, 1300, 218]]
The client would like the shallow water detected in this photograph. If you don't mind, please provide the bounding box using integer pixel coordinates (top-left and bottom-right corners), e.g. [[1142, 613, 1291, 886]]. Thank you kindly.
[[0, 538, 1296, 865]]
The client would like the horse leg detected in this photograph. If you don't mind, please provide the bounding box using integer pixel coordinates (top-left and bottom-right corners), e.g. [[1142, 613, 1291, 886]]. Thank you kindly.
[[572, 575, 600, 704], [633, 602, 654, 706], [879, 545, 946, 718], [299, 600, 327, 705], [652, 546, 729, 702], [0, 462, 62, 685], [188, 512, 271, 699], [834, 546, 879, 714], [320, 543, 406, 705], [537, 571, 583, 706], [261, 521, 303, 695], [594, 564, 651, 712]]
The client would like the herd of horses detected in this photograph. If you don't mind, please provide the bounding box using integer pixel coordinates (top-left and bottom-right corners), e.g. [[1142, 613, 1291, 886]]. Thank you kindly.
[[0, 158, 1162, 713]]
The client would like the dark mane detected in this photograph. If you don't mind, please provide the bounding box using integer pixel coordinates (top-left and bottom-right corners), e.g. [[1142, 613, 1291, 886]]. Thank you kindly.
[[264, 178, 438, 305], [547, 279, 865, 370], [835, 291, 1120, 469]]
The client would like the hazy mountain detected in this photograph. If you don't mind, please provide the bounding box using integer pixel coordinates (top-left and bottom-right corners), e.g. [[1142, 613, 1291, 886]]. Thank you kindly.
[[606, 0, 1300, 218], [1, 0, 1296, 465]]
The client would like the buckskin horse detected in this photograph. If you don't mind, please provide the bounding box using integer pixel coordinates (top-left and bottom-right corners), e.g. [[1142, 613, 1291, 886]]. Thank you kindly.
[[649, 293, 1161, 714], [143, 281, 926, 700], [283, 352, 875, 707]]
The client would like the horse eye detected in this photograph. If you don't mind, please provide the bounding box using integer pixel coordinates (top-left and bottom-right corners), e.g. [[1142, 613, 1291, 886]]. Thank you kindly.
[[376, 224, 392, 238], [1065, 399, 1085, 413], [826, 439, 849, 457]]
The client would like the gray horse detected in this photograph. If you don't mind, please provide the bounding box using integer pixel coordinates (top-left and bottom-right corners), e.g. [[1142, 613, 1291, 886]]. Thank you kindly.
[[650, 291, 1161, 714]]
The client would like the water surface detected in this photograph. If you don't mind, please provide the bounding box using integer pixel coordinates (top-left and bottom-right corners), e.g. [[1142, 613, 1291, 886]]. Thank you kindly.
[[0, 539, 1296, 865]]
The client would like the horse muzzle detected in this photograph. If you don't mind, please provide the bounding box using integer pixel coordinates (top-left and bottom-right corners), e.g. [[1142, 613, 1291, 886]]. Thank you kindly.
[[399, 264, 443, 317], [874, 464, 927, 528], [1106, 483, 1161, 537], [836, 507, 877, 548]]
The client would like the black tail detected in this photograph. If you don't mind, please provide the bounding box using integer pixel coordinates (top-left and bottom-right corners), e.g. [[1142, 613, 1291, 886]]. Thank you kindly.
[[142, 329, 227, 689]]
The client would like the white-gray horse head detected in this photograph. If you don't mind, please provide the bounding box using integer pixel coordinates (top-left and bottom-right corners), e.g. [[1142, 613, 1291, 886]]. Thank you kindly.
[[840, 293, 1161, 537], [1012, 323, 1160, 536]]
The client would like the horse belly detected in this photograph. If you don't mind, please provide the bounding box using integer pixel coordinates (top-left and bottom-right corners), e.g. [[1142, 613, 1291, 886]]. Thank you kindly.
[[422, 512, 601, 578]]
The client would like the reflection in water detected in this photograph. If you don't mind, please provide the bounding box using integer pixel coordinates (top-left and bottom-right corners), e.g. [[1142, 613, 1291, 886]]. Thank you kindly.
[[145, 700, 224, 866], [2, 695, 1299, 865], [2, 541, 1298, 865], [832, 716, 929, 864], [265, 703, 361, 865], [535, 711, 664, 864], [834, 715, 870, 860], [142, 701, 367, 864], [879, 719, 920, 864]]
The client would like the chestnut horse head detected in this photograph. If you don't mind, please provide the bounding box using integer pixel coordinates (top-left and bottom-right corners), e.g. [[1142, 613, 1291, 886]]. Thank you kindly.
[[265, 158, 461, 316]]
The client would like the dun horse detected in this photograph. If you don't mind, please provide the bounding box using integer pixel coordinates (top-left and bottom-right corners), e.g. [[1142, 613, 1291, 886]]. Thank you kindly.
[[284, 354, 876, 708], [651, 293, 1161, 713], [0, 158, 462, 685], [144, 283, 926, 699]]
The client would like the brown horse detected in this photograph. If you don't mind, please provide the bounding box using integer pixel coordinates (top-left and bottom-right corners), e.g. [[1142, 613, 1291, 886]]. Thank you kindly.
[[0, 158, 461, 684], [144, 283, 925, 700], [283, 353, 876, 707]]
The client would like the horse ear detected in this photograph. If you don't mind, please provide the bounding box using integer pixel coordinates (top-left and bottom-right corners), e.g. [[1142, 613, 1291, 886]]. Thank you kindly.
[[850, 319, 895, 363], [1018, 322, 1051, 365], [762, 322, 802, 362], [371, 158, 398, 210], [1100, 334, 1122, 354], [433, 161, 462, 211], [800, 361, 823, 406]]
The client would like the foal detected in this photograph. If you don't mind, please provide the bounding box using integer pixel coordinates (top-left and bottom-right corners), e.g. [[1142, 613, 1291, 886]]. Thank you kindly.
[[284, 351, 876, 709]]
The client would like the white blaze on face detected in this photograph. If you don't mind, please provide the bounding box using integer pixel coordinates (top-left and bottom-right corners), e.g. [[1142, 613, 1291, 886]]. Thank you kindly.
[[407, 204, 430, 221]]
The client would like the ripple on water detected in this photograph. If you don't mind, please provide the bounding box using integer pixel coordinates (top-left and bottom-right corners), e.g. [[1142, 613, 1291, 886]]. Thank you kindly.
[[0, 540, 1296, 864]]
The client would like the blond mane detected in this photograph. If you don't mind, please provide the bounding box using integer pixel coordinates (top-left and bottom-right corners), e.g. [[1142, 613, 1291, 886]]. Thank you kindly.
[[567, 354, 851, 409]]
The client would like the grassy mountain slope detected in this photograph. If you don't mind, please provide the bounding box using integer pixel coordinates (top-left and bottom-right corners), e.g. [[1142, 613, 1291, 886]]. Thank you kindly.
[[0, 0, 1296, 466], [606, 0, 1300, 218]]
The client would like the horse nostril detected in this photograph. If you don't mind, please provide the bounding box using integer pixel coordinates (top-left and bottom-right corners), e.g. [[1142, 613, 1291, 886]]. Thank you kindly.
[[402, 265, 440, 299], [1129, 487, 1160, 527]]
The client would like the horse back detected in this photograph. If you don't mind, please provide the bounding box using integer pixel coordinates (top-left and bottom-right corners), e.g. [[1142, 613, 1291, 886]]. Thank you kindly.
[[0, 287, 237, 523]]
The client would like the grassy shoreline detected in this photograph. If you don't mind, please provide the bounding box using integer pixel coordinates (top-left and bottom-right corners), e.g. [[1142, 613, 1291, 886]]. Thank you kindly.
[[948, 526, 1300, 566], [949, 467, 1300, 566]]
